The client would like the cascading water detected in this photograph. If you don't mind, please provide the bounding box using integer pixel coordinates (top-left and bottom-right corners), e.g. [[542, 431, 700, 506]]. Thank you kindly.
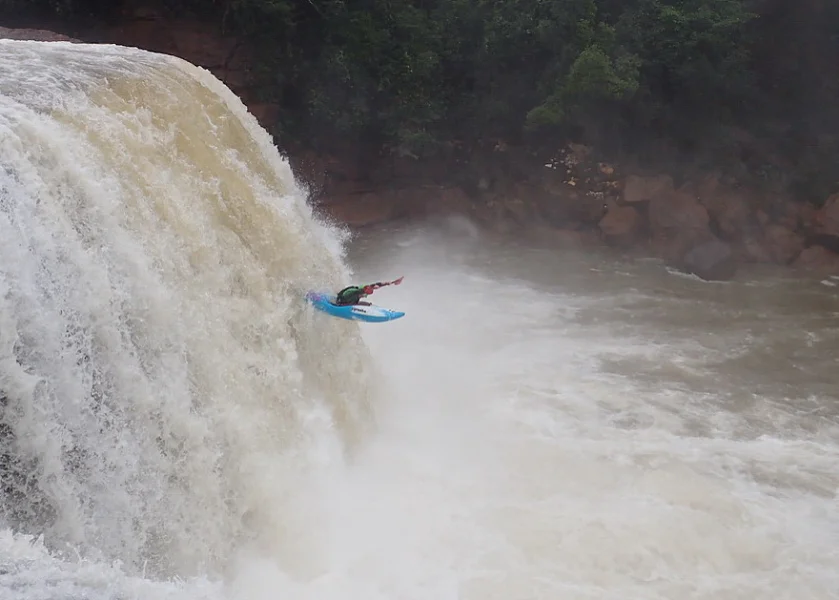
[[0, 39, 376, 581]]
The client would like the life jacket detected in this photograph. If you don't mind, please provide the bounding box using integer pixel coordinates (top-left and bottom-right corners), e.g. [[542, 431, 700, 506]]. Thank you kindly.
[[336, 285, 363, 305]]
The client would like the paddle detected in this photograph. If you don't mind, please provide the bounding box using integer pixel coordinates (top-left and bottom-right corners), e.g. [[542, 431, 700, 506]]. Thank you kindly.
[[372, 276, 404, 289]]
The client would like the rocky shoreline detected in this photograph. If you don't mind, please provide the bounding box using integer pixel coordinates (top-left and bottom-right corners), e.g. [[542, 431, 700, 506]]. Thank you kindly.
[[295, 142, 839, 281], [3, 24, 839, 280]]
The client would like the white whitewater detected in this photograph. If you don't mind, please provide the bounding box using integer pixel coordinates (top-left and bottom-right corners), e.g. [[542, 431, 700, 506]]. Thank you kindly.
[[2, 40, 839, 600], [0, 39, 376, 584]]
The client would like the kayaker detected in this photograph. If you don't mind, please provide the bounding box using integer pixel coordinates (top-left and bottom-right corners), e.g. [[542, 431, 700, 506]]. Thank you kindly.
[[334, 276, 404, 306]]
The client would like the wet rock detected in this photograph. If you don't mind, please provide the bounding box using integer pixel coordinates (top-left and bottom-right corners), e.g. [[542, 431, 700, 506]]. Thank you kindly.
[[425, 186, 473, 216], [542, 188, 609, 228], [598, 203, 642, 247], [678, 238, 738, 281], [531, 226, 599, 248], [774, 200, 802, 231], [694, 172, 723, 196], [797, 202, 819, 234], [530, 143, 617, 228], [742, 240, 772, 264], [622, 174, 674, 204], [319, 185, 472, 228], [319, 191, 402, 227], [0, 27, 81, 42], [814, 193, 839, 238], [248, 103, 281, 131], [648, 190, 713, 261], [321, 153, 366, 185], [289, 150, 329, 195], [507, 180, 599, 229], [756, 210, 771, 228], [699, 187, 753, 240], [649, 191, 710, 236], [801, 196, 839, 264], [101, 18, 242, 71], [499, 186, 536, 223], [793, 245, 839, 273], [738, 237, 774, 264], [763, 224, 805, 264], [95, 17, 255, 105]]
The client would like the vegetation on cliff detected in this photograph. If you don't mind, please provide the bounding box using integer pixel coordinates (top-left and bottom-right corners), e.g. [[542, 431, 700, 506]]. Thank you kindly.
[[3, 0, 838, 202]]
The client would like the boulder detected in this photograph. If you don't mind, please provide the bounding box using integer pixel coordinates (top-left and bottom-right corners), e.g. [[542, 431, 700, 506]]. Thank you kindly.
[[648, 190, 713, 261], [649, 191, 710, 237], [774, 199, 802, 230], [622, 174, 674, 204], [793, 246, 839, 273], [814, 194, 839, 238], [738, 237, 774, 264], [679, 238, 738, 281], [798, 202, 818, 234], [598, 203, 642, 247], [520, 182, 607, 229], [763, 224, 805, 264], [698, 187, 753, 240]]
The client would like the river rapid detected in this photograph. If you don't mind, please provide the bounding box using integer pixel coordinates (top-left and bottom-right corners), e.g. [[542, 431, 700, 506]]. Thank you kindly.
[[343, 218, 839, 600]]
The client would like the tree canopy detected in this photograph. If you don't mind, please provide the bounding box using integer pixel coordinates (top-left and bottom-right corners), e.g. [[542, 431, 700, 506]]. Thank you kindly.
[[4, 0, 838, 199]]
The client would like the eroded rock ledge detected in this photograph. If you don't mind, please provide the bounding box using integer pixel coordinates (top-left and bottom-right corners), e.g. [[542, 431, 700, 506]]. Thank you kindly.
[[0, 26, 80, 42], [302, 143, 839, 281]]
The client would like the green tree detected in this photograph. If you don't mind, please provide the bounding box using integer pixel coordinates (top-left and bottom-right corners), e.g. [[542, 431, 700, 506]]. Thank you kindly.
[[296, 0, 444, 156], [615, 0, 758, 135]]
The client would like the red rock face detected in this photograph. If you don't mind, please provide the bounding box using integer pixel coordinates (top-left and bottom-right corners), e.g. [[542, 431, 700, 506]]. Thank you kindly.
[[319, 192, 401, 228], [317, 186, 473, 229], [95, 18, 257, 102]]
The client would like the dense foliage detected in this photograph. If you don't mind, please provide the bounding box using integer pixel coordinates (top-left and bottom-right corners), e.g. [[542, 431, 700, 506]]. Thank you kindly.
[[3, 0, 839, 198], [227, 0, 760, 154]]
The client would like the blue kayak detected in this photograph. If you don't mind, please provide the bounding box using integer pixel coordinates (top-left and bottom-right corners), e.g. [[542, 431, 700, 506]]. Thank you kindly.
[[305, 291, 405, 323]]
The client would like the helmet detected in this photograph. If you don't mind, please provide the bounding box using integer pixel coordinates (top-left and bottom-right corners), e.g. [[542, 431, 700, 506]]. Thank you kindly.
[[363, 285, 374, 294]]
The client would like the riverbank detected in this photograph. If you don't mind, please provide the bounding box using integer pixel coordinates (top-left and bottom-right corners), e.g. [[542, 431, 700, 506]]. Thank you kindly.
[[295, 142, 839, 281]]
